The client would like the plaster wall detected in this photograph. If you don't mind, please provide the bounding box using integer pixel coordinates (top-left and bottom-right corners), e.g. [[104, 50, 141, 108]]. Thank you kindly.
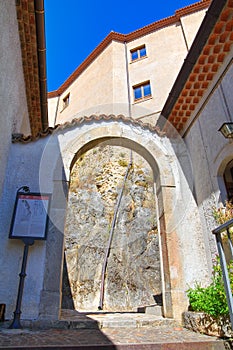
[[0, 117, 211, 322], [48, 96, 59, 127], [184, 61, 233, 267], [0, 0, 30, 197], [112, 41, 129, 106], [55, 43, 116, 124], [180, 9, 207, 49], [0, 140, 47, 320], [127, 23, 188, 117]]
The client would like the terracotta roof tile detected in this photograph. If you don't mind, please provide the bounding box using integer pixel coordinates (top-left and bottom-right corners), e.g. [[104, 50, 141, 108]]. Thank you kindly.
[[12, 114, 164, 143]]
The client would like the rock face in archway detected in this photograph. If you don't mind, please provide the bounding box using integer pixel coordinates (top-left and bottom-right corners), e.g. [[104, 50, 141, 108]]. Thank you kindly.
[[62, 144, 161, 311]]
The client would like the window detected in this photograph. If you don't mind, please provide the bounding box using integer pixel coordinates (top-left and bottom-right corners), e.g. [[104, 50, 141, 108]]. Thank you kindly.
[[133, 81, 152, 102], [130, 45, 147, 62], [62, 93, 70, 109]]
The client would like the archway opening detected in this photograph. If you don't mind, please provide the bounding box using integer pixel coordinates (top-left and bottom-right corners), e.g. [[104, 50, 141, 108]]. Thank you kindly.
[[62, 142, 162, 312]]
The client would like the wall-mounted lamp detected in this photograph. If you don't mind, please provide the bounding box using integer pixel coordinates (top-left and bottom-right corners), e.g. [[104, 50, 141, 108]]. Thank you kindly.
[[218, 122, 233, 138]]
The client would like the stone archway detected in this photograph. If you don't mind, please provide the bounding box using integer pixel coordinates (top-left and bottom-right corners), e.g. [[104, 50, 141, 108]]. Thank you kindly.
[[62, 143, 161, 312], [38, 116, 210, 321]]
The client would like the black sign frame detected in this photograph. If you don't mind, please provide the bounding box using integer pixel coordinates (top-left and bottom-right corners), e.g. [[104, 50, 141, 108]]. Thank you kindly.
[[9, 192, 51, 240]]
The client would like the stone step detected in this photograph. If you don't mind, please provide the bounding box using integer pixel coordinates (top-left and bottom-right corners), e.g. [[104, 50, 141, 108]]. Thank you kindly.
[[0, 343, 229, 350], [0, 311, 230, 350], [137, 304, 162, 316], [0, 326, 229, 350], [58, 310, 177, 329], [4, 314, 177, 330]]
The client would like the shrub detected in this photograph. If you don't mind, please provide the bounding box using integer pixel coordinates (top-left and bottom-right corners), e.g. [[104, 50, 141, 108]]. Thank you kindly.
[[187, 257, 233, 318]]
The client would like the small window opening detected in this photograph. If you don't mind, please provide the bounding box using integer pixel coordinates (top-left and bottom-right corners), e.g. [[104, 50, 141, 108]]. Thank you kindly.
[[63, 93, 70, 109], [133, 81, 151, 102], [130, 45, 147, 62]]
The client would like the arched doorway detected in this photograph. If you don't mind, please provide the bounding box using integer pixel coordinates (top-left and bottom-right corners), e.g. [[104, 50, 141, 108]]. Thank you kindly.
[[38, 116, 210, 321], [62, 144, 161, 312]]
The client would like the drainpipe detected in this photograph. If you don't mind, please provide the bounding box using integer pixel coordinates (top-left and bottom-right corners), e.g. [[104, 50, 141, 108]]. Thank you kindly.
[[179, 18, 189, 52], [124, 41, 132, 118], [54, 95, 61, 127], [34, 0, 48, 130], [154, 182, 166, 317]]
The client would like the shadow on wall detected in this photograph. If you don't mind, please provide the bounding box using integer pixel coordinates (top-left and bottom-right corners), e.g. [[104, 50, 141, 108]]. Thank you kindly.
[[62, 253, 75, 310]]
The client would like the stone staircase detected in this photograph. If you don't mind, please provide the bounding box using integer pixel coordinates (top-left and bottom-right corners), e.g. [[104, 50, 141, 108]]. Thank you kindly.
[[0, 310, 231, 349]]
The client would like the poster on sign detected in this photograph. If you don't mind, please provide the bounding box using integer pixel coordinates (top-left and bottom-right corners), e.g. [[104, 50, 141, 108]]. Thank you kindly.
[[9, 192, 51, 240]]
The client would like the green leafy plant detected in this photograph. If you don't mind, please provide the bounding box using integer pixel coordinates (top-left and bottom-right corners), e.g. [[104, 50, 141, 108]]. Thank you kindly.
[[187, 257, 233, 318]]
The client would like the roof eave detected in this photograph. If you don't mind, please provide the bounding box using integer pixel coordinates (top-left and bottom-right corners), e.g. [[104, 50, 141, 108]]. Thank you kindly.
[[48, 0, 210, 98]]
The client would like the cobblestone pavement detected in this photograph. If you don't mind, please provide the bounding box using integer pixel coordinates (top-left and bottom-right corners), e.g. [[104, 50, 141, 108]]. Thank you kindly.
[[0, 312, 230, 349], [0, 325, 229, 349]]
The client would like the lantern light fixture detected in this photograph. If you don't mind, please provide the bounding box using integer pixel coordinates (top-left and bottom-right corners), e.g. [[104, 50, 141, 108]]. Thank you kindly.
[[218, 122, 233, 138]]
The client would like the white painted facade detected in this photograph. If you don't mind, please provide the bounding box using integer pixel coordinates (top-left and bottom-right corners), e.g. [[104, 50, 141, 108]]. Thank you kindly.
[[0, 0, 30, 197], [184, 57, 233, 265]]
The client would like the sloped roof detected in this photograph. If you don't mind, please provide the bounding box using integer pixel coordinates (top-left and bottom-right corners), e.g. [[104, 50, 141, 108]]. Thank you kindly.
[[48, 0, 210, 98]]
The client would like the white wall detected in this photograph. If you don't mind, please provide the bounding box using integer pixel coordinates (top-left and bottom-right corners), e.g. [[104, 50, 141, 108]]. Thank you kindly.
[[180, 9, 207, 49], [184, 61, 233, 265], [0, 140, 47, 320], [0, 0, 30, 197]]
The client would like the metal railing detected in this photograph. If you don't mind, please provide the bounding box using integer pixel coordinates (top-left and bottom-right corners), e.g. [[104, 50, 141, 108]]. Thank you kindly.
[[212, 218, 233, 328]]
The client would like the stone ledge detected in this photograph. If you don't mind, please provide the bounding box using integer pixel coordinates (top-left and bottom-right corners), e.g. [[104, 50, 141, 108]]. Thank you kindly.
[[183, 311, 233, 338], [0, 315, 178, 331]]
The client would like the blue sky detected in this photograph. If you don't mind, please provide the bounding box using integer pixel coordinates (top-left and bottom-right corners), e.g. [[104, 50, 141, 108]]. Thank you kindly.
[[44, 0, 197, 92]]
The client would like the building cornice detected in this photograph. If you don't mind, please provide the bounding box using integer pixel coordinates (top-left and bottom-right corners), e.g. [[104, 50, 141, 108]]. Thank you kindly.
[[48, 0, 210, 98]]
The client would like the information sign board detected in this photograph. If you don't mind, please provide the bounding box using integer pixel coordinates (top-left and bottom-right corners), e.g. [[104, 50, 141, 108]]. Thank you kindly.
[[9, 192, 51, 240]]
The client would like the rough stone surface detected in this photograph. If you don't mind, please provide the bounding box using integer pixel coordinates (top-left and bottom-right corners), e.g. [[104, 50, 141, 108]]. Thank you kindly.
[[62, 145, 161, 311], [183, 311, 233, 338]]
